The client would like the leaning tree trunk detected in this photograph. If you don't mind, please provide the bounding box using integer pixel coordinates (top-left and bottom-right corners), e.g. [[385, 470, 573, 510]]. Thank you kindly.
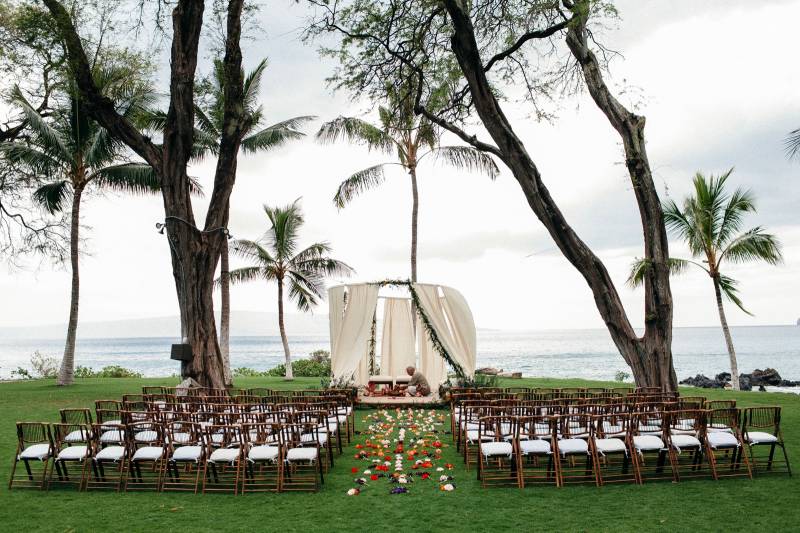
[[440, 0, 677, 389], [58, 184, 83, 386], [713, 275, 740, 390], [220, 236, 232, 386], [409, 165, 419, 283], [277, 278, 293, 380]]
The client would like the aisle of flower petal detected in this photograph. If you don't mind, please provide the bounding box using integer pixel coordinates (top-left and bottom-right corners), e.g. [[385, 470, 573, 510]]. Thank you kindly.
[[345, 408, 456, 495]]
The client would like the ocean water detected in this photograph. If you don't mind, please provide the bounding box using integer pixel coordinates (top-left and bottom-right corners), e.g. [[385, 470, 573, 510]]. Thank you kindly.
[[1, 326, 798, 382]]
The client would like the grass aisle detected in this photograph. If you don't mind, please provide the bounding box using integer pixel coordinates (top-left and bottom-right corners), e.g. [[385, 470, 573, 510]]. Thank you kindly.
[[0, 376, 798, 532]]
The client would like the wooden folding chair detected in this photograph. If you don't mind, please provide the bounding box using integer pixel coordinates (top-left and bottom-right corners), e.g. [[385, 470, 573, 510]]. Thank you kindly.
[[48, 423, 92, 490], [84, 423, 128, 491], [590, 412, 637, 486], [242, 421, 283, 493], [704, 408, 751, 480], [162, 420, 205, 493], [742, 406, 790, 476], [9, 422, 53, 490], [202, 424, 243, 494], [516, 414, 559, 488], [477, 414, 519, 488], [124, 420, 167, 491]]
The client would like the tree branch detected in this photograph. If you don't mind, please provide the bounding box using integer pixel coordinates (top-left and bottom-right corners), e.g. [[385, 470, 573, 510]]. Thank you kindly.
[[483, 17, 573, 73]]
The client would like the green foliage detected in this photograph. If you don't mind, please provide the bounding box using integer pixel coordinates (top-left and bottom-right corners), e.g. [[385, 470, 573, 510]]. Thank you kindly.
[[615, 370, 631, 382], [10, 367, 32, 379], [73, 365, 142, 378], [266, 358, 331, 378], [232, 367, 270, 378]]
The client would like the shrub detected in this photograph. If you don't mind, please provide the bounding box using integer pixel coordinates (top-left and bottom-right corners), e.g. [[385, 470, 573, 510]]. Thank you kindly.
[[615, 370, 631, 383], [233, 367, 269, 377], [30, 351, 59, 379], [74, 365, 143, 378], [266, 358, 331, 378], [309, 350, 330, 364], [10, 367, 32, 379]]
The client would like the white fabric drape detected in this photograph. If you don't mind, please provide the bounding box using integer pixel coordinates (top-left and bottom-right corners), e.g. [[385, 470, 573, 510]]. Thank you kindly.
[[330, 284, 380, 383], [440, 286, 477, 377], [418, 317, 446, 387], [380, 298, 416, 377], [328, 286, 345, 356], [414, 284, 476, 378]]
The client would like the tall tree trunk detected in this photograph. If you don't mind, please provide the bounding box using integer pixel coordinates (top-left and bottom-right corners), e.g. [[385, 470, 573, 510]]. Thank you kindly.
[[220, 236, 232, 386], [439, 0, 676, 389], [409, 165, 419, 283], [57, 184, 83, 386], [277, 278, 293, 380], [713, 275, 740, 390], [43, 0, 249, 389]]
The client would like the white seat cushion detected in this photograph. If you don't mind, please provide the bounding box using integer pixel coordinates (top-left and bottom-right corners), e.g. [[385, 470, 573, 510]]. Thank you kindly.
[[670, 434, 701, 450], [95, 446, 126, 462], [633, 435, 665, 451], [248, 445, 279, 462], [480, 441, 513, 457], [747, 431, 778, 445], [57, 445, 88, 461], [18, 443, 51, 461], [707, 426, 732, 434], [466, 430, 493, 443], [172, 445, 203, 462], [100, 430, 124, 443], [209, 448, 240, 463], [134, 430, 158, 443], [64, 430, 87, 443], [519, 439, 551, 455], [170, 432, 191, 444], [594, 438, 627, 454], [558, 438, 589, 455], [286, 447, 318, 462], [707, 432, 739, 449], [132, 446, 164, 461], [301, 433, 328, 445]]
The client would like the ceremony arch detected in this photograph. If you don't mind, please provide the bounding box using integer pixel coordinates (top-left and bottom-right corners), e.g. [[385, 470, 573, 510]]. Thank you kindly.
[[328, 281, 477, 389]]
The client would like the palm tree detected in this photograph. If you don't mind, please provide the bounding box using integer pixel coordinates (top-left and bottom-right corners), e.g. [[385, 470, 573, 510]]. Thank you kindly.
[[226, 199, 353, 380], [0, 69, 159, 386], [786, 127, 800, 161], [629, 169, 782, 390], [191, 58, 314, 385], [316, 91, 498, 282]]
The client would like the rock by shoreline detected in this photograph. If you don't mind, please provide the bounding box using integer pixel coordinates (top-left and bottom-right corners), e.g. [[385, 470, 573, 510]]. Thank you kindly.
[[680, 368, 800, 391]]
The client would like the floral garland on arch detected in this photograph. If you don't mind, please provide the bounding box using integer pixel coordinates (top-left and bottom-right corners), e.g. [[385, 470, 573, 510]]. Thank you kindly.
[[347, 408, 456, 495]]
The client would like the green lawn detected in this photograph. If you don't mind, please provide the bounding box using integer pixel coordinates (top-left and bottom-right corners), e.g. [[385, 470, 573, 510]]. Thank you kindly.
[[0, 376, 797, 532]]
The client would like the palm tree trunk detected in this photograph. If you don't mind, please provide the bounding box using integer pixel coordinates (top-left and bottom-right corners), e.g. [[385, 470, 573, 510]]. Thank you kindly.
[[410, 166, 419, 283], [58, 185, 83, 386], [713, 275, 740, 390], [220, 237, 232, 386], [277, 278, 293, 380]]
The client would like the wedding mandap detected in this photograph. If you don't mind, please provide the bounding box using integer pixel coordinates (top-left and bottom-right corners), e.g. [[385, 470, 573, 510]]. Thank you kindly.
[[328, 281, 477, 404]]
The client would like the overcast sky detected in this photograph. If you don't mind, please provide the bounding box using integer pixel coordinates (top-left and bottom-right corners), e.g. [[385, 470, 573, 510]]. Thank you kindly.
[[1, 0, 798, 333]]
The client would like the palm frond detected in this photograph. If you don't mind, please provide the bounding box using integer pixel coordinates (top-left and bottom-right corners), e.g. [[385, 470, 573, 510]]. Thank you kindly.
[[230, 238, 276, 266], [0, 144, 61, 177], [785, 127, 800, 160], [33, 180, 72, 214], [626, 257, 692, 288], [719, 227, 782, 266], [292, 256, 355, 279], [84, 128, 119, 168], [718, 274, 752, 316], [241, 124, 304, 155], [264, 199, 303, 261], [430, 145, 499, 179], [714, 183, 756, 248], [91, 164, 160, 194], [316, 116, 394, 153], [243, 58, 268, 113], [9, 86, 70, 162], [226, 266, 266, 286], [332, 164, 387, 209], [663, 198, 705, 257], [286, 275, 320, 312]]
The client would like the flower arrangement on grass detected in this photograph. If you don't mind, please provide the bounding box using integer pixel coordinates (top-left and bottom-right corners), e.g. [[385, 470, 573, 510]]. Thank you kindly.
[[345, 408, 455, 496]]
